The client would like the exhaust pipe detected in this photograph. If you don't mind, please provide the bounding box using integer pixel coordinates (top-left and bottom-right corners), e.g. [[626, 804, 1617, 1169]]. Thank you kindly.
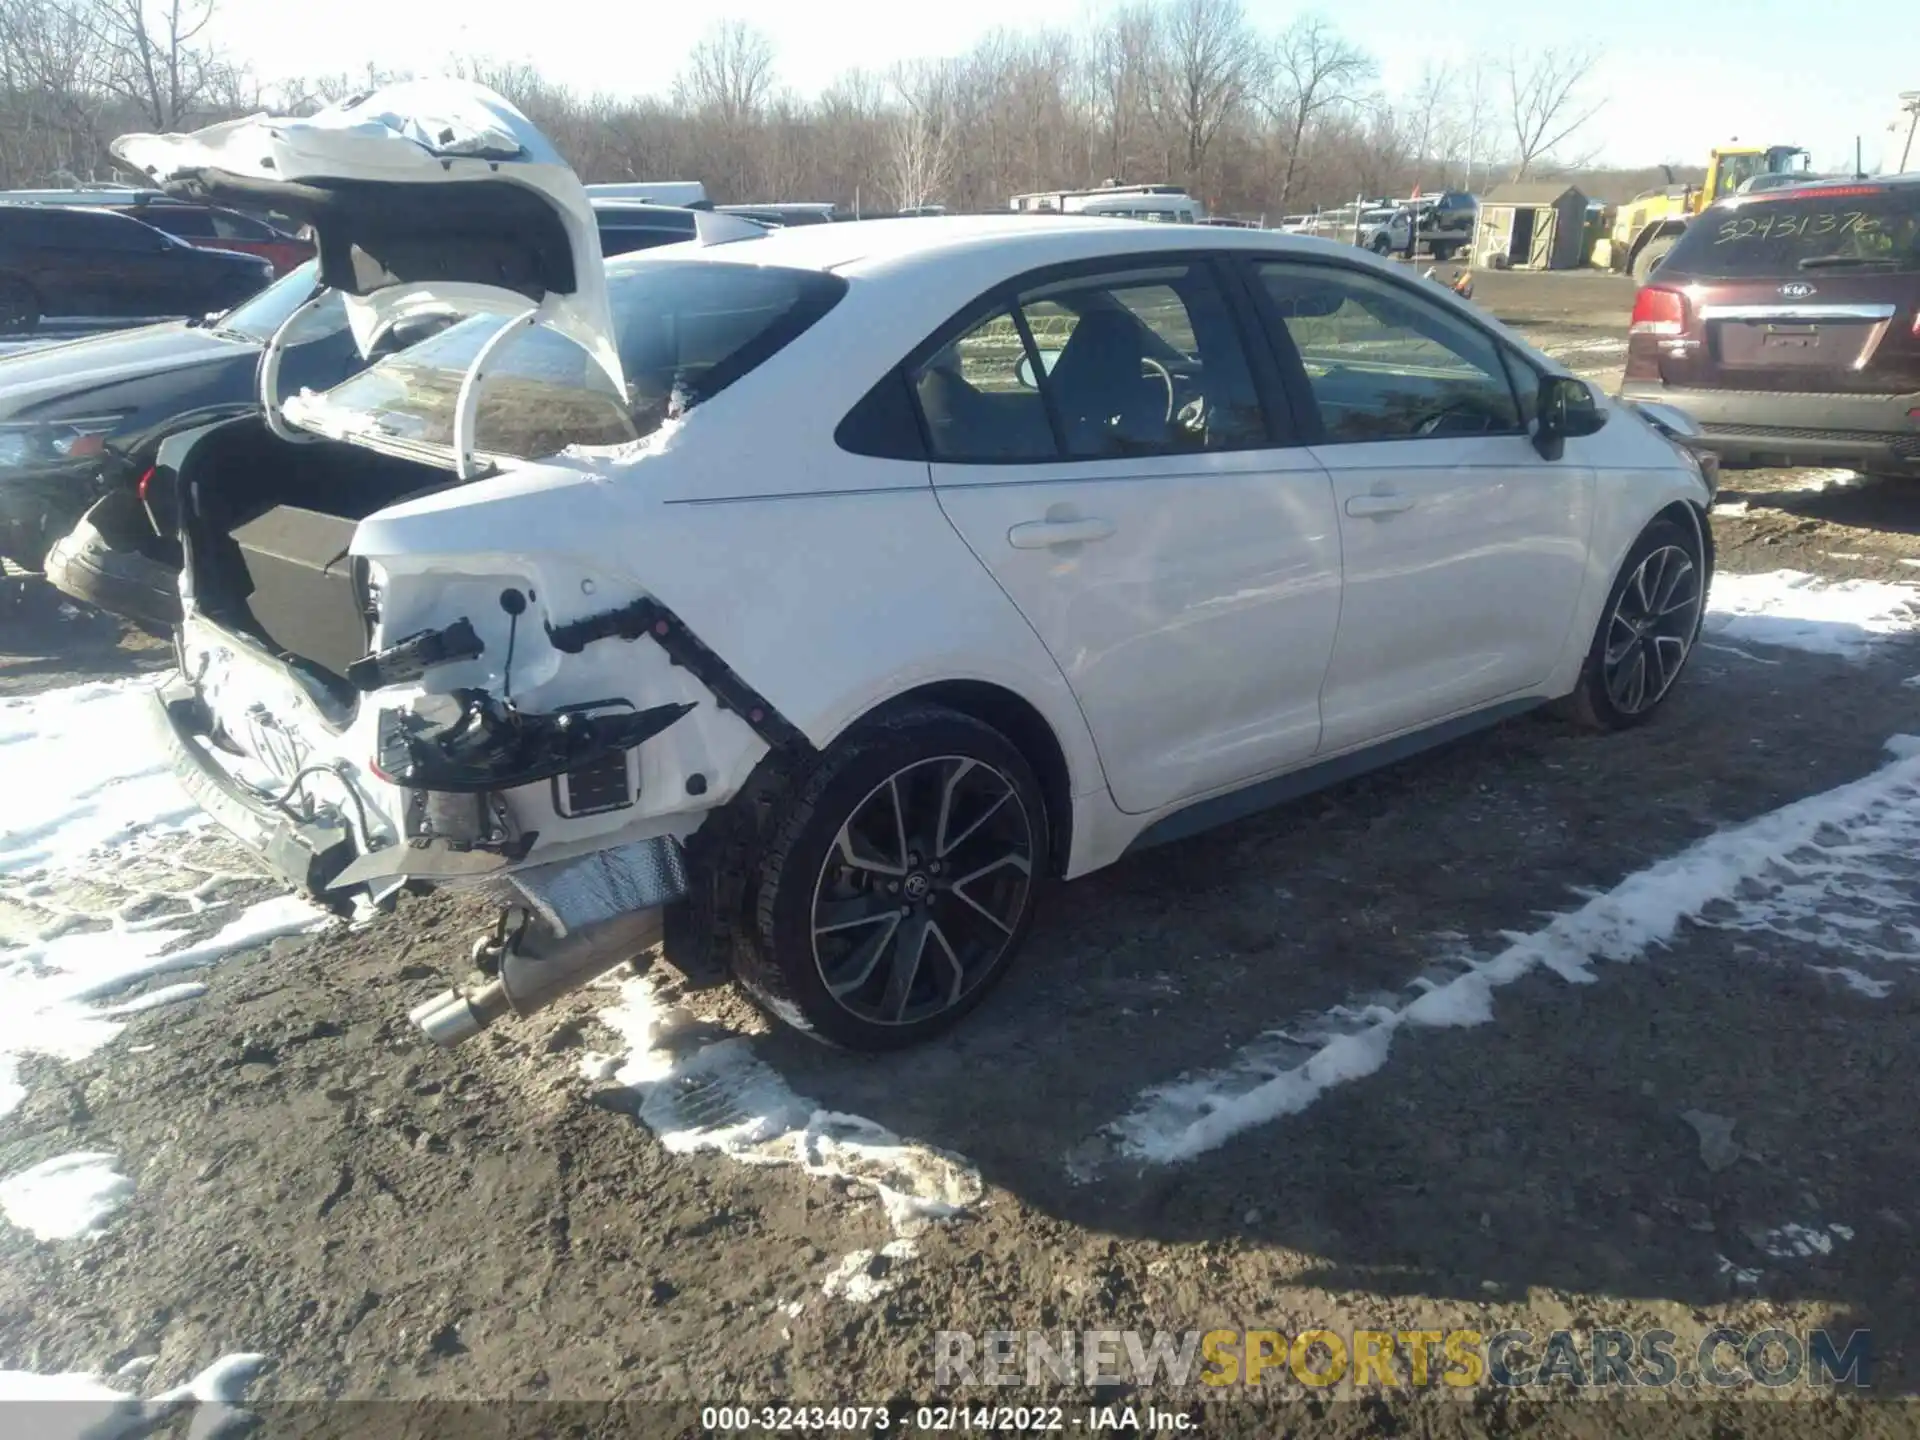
[[408, 906, 663, 1048]]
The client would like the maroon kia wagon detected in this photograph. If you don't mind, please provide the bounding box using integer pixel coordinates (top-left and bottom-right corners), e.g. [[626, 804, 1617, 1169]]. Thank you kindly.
[[1619, 175, 1920, 477]]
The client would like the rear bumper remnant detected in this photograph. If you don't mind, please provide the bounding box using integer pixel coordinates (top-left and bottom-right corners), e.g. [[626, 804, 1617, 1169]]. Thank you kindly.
[[150, 679, 354, 899], [1618, 382, 1920, 472]]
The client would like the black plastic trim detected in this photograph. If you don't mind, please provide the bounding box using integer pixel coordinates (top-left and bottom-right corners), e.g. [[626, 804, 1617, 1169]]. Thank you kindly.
[[345, 617, 484, 691], [544, 596, 812, 753], [1123, 697, 1545, 854], [149, 681, 355, 901], [375, 690, 695, 794]]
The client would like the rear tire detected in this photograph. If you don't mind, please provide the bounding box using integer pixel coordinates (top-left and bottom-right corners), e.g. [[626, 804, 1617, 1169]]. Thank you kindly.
[[0, 275, 39, 334], [1561, 516, 1705, 731], [732, 704, 1049, 1050], [1631, 235, 1676, 284]]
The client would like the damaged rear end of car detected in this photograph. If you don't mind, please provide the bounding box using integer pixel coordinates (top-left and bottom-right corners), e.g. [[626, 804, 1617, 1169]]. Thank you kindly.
[[122, 81, 828, 1047]]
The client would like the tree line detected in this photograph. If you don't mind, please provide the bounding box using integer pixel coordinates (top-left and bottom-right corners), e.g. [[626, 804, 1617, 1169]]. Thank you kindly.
[[0, 0, 1622, 218]]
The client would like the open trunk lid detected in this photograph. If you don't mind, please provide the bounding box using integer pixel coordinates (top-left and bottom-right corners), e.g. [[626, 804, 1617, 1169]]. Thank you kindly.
[[111, 80, 623, 398]]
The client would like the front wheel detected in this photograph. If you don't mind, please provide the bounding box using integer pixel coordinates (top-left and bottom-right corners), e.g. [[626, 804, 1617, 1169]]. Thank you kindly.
[[1561, 516, 1705, 730], [734, 704, 1049, 1050]]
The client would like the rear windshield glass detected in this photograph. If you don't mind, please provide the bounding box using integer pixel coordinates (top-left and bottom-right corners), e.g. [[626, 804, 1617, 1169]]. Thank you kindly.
[[312, 259, 848, 460], [1665, 188, 1920, 276]]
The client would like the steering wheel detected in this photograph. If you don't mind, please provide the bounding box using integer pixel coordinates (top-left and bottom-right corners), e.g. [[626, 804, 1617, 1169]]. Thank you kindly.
[[1140, 356, 1177, 422]]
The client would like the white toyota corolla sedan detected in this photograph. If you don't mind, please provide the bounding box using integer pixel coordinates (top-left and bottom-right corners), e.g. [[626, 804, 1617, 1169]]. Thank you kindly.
[[116, 84, 1715, 1054]]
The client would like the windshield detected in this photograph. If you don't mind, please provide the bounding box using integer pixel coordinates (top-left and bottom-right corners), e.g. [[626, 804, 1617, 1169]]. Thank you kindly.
[[215, 260, 347, 342], [310, 258, 850, 461], [1665, 188, 1920, 276], [1712, 152, 1776, 195]]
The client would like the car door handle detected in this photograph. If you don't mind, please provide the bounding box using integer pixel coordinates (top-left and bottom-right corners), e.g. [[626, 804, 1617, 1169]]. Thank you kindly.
[[1007, 517, 1116, 549], [1344, 494, 1416, 518]]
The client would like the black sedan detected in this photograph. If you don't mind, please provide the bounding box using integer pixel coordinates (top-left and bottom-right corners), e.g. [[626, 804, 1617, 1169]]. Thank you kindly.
[[1, 202, 711, 622]]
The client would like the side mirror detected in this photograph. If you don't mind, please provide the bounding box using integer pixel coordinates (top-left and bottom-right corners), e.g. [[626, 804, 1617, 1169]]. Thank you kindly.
[[1534, 374, 1607, 459]]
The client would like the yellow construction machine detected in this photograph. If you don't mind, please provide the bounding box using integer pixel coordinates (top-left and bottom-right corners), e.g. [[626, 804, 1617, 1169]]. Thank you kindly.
[[1604, 143, 1811, 281]]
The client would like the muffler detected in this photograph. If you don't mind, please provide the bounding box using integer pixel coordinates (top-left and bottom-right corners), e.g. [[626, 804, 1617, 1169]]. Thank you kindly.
[[409, 905, 663, 1047]]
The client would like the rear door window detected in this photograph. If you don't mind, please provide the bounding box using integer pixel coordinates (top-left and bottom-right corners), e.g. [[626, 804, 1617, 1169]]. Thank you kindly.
[[910, 260, 1270, 462], [77, 211, 164, 252], [1665, 187, 1920, 276], [0, 208, 71, 246]]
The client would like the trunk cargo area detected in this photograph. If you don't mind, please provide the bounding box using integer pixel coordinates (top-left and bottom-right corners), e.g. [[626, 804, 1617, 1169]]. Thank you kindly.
[[176, 418, 454, 684]]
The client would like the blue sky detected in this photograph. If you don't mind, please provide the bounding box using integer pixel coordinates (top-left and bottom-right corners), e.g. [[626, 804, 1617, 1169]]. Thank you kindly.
[[209, 0, 1912, 173]]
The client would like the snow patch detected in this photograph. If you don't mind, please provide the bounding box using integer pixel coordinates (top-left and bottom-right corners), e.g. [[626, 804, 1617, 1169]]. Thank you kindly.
[[1795, 469, 1858, 492], [94, 982, 209, 1018], [582, 977, 982, 1236], [1104, 735, 1920, 1164], [0, 680, 331, 1118], [0, 680, 206, 875], [1809, 966, 1894, 999], [0, 893, 326, 1118], [0, 1152, 133, 1241], [0, 1352, 267, 1440], [821, 1240, 918, 1304], [1704, 570, 1920, 659], [1758, 1223, 1846, 1259], [1717, 1255, 1762, 1287]]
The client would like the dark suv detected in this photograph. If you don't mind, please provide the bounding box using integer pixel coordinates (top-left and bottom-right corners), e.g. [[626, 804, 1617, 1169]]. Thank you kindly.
[[0, 204, 275, 334], [1619, 175, 1920, 476]]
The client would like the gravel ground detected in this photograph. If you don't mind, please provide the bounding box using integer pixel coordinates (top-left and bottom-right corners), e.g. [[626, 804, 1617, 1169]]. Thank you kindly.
[[2, 271, 1918, 1438]]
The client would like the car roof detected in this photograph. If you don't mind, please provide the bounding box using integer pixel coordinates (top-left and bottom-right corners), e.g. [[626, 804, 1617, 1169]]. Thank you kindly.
[[628, 212, 1368, 280], [0, 201, 154, 225]]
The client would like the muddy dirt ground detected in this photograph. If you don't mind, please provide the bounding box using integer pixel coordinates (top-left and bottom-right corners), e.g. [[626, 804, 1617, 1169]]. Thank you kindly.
[[2, 269, 1919, 1439]]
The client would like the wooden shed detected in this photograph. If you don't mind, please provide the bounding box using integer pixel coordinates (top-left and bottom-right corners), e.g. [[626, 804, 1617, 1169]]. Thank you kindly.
[[1472, 182, 1590, 270]]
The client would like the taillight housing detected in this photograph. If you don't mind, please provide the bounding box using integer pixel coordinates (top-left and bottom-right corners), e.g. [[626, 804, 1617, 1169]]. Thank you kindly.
[[1630, 285, 1689, 337]]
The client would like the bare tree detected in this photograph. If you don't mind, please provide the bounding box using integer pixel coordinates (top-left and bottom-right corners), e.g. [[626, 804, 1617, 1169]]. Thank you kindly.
[[1086, 5, 1159, 184], [1505, 44, 1603, 180], [1264, 14, 1373, 209], [1405, 61, 1450, 190], [674, 19, 777, 128], [78, 0, 227, 129], [1146, 0, 1259, 195], [887, 58, 958, 211], [1452, 57, 1497, 189], [0, 0, 117, 180]]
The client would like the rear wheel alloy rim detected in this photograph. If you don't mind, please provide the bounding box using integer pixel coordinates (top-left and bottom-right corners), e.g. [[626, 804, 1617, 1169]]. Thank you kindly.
[[1604, 544, 1700, 715], [810, 755, 1033, 1027]]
